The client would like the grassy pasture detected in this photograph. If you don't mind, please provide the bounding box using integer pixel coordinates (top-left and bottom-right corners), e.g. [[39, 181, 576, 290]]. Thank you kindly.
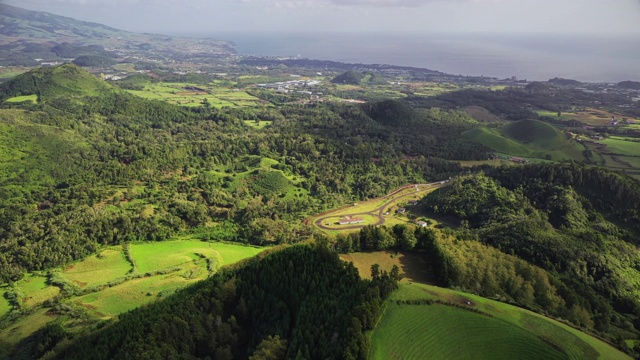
[[0, 287, 11, 317], [602, 138, 640, 156], [62, 248, 132, 288], [244, 120, 272, 129], [340, 251, 433, 284], [72, 241, 264, 317], [0, 308, 54, 346], [0, 240, 266, 345], [537, 108, 631, 126], [457, 158, 514, 167], [131, 241, 214, 274], [4, 94, 37, 103], [16, 275, 60, 308], [370, 283, 630, 360], [72, 272, 199, 317], [126, 82, 263, 108], [131, 240, 259, 274]]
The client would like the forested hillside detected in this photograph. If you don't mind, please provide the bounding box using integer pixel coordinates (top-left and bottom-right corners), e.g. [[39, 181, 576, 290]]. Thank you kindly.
[[0, 64, 475, 283], [423, 165, 640, 344]]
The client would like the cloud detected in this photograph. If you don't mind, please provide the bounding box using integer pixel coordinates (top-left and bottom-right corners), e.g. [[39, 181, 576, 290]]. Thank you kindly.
[[263, 0, 450, 7]]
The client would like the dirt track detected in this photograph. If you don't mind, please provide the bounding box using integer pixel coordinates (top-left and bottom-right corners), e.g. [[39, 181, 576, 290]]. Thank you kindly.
[[312, 182, 446, 231]]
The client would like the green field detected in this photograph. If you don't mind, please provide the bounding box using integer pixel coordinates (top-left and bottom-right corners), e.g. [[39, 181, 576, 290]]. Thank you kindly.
[[0, 287, 11, 317], [0, 240, 266, 345], [4, 94, 37, 103], [370, 283, 630, 360], [70, 241, 264, 317], [602, 138, 640, 156], [126, 82, 264, 108], [16, 275, 60, 308], [463, 120, 586, 161], [536, 108, 631, 126], [0, 308, 53, 346], [244, 120, 272, 129], [62, 248, 132, 288], [72, 272, 201, 317], [131, 240, 264, 274]]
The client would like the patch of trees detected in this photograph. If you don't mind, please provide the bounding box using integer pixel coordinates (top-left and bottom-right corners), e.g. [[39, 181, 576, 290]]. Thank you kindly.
[[331, 70, 387, 86], [618, 81, 640, 90], [47, 245, 398, 360], [548, 77, 581, 86]]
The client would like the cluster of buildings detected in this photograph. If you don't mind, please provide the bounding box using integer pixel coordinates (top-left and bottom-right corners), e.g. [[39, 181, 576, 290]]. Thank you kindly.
[[257, 79, 321, 94], [338, 216, 365, 225]]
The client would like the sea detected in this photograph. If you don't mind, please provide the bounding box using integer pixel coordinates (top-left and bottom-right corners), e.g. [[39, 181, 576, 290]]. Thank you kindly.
[[182, 32, 640, 83]]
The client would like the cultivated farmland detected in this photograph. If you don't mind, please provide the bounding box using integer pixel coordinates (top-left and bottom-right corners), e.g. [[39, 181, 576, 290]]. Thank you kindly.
[[126, 82, 265, 108], [370, 283, 630, 360], [0, 240, 265, 344]]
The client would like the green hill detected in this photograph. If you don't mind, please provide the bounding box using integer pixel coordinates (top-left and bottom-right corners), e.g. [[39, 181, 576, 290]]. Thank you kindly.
[[0, 63, 111, 102], [502, 119, 565, 147], [462, 127, 531, 156], [0, 108, 88, 187], [463, 120, 585, 161], [332, 70, 387, 86], [371, 283, 630, 360]]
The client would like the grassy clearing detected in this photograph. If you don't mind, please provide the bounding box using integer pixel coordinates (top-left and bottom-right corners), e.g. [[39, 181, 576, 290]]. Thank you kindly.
[[16, 275, 60, 308], [72, 272, 199, 317], [244, 120, 272, 129], [457, 158, 514, 167], [0, 287, 11, 317], [131, 240, 264, 274], [132, 240, 214, 274], [370, 283, 630, 360], [4, 94, 37, 103], [0, 308, 53, 345], [62, 248, 132, 288], [340, 251, 433, 284]]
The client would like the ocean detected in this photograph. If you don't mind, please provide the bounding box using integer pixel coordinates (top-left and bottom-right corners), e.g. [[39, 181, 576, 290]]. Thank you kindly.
[[185, 32, 640, 83]]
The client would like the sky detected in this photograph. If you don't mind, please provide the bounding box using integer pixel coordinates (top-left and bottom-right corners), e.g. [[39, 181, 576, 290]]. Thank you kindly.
[[2, 0, 640, 36]]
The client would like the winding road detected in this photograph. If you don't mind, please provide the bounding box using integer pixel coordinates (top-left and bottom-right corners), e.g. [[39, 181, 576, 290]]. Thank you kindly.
[[311, 181, 447, 231]]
